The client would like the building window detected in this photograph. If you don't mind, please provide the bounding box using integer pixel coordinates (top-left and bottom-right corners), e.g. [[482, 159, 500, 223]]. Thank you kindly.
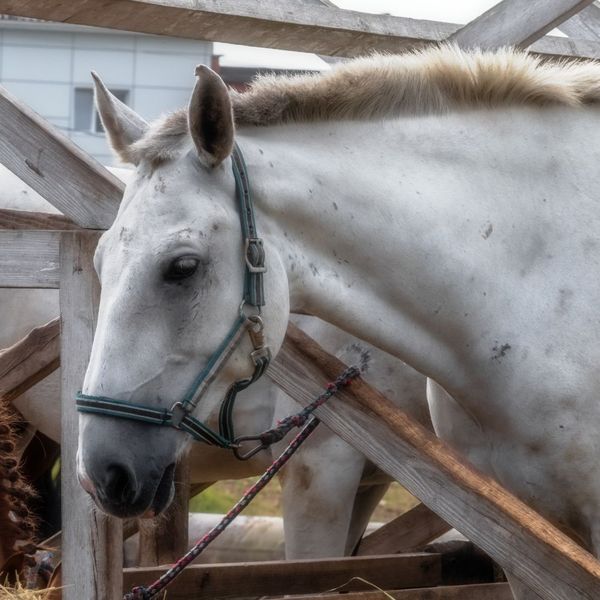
[[74, 88, 129, 133]]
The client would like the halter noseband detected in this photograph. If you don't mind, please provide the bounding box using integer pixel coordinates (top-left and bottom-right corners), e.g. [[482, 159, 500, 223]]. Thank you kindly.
[[76, 143, 271, 451]]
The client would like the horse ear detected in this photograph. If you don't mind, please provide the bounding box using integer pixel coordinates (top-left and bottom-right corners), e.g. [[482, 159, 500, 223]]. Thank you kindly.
[[92, 71, 148, 164], [188, 65, 234, 168]]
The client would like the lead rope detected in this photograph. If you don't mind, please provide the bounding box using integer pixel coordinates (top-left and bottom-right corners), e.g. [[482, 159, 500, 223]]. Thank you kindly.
[[124, 365, 360, 600]]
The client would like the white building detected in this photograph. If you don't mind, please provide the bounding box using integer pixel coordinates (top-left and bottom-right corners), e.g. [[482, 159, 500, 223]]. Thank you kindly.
[[0, 17, 212, 165]]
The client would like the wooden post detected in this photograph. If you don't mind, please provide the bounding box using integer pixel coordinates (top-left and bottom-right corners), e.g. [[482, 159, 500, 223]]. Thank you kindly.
[[60, 231, 122, 600], [268, 324, 600, 600], [137, 456, 190, 566]]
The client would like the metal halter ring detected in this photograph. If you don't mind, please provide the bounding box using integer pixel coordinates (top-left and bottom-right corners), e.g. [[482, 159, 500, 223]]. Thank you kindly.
[[239, 299, 262, 321]]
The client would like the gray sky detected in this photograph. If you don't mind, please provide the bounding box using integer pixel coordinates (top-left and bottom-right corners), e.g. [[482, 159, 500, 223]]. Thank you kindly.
[[214, 0, 500, 69]]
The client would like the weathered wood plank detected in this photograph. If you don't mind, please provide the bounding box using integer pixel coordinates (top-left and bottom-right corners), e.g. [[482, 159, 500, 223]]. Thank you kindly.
[[358, 503, 451, 556], [124, 553, 441, 599], [276, 582, 513, 600], [137, 456, 190, 566], [0, 318, 60, 403], [0, 0, 443, 56], [0, 85, 122, 229], [2, 0, 600, 60], [0, 230, 60, 288], [267, 324, 600, 600], [60, 232, 122, 600], [559, 3, 600, 39], [449, 0, 594, 49], [0, 208, 80, 231]]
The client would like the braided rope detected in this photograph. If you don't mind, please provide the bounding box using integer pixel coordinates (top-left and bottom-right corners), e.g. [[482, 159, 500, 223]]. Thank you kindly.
[[124, 365, 360, 600]]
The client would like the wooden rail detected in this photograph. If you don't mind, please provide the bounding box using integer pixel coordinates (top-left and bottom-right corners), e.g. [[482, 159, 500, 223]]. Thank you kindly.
[[449, 0, 594, 49], [279, 582, 513, 600], [559, 2, 600, 38], [2, 0, 600, 60], [267, 323, 600, 600], [0, 209, 80, 231], [0, 318, 59, 403], [124, 553, 441, 599]]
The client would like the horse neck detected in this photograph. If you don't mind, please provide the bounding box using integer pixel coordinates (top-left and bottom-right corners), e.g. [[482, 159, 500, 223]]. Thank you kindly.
[[238, 120, 470, 389], [240, 108, 587, 392]]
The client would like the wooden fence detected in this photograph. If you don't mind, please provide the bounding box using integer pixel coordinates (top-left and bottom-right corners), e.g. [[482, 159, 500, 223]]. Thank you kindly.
[[2, 1, 600, 598]]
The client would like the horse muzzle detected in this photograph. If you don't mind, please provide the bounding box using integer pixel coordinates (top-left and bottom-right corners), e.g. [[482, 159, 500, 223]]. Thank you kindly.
[[83, 457, 176, 519]]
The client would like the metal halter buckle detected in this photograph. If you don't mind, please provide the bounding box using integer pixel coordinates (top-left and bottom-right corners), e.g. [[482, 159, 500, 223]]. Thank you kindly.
[[170, 402, 188, 428], [251, 346, 271, 366], [245, 237, 267, 274]]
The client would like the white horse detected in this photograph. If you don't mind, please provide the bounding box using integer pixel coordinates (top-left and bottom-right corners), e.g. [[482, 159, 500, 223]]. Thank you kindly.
[[0, 169, 431, 558], [78, 46, 600, 599]]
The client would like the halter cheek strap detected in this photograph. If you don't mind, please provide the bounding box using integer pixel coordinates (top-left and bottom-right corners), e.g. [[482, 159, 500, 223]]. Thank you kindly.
[[76, 143, 270, 451]]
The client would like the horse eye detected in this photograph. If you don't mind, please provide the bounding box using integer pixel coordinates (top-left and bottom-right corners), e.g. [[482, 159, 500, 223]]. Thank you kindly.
[[164, 256, 200, 281]]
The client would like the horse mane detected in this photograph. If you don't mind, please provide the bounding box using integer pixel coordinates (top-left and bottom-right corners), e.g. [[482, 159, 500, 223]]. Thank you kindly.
[[128, 45, 600, 163], [0, 400, 36, 565]]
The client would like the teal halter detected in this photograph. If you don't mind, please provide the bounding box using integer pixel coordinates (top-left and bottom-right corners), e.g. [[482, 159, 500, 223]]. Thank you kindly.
[[76, 143, 271, 451]]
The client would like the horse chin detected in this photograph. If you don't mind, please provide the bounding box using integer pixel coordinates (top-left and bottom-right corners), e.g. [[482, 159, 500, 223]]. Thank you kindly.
[[143, 462, 176, 518]]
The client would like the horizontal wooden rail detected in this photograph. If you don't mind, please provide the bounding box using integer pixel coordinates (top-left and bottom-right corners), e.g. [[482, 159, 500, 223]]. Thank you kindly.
[[0, 208, 80, 231], [278, 582, 513, 600], [267, 323, 600, 600], [358, 503, 451, 556], [2, 1, 600, 60], [124, 553, 441, 599], [0, 230, 60, 288], [0, 318, 60, 403]]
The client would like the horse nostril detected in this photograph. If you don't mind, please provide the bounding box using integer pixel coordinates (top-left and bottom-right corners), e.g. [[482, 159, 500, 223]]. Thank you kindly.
[[104, 463, 137, 505]]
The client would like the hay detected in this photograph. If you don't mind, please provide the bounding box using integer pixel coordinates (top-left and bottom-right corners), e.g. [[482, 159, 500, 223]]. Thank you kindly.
[[0, 581, 59, 600]]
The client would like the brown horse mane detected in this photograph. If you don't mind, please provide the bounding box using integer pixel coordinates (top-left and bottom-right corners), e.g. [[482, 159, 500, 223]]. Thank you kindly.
[[0, 400, 37, 566]]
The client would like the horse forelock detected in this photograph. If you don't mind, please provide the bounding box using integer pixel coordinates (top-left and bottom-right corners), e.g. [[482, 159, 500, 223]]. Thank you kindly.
[[130, 45, 600, 164]]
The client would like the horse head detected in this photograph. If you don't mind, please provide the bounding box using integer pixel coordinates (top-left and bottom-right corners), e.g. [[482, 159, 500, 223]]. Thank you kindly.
[[78, 66, 289, 518]]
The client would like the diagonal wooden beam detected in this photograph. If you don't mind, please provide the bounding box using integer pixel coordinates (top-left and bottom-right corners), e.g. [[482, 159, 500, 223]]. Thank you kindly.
[[357, 503, 451, 556], [2, 0, 600, 60], [0, 318, 60, 403], [0, 85, 122, 229], [448, 0, 595, 50], [559, 2, 600, 39], [268, 324, 600, 600]]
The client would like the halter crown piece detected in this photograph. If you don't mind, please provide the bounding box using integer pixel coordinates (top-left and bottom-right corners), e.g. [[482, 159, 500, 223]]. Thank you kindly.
[[76, 143, 271, 452]]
